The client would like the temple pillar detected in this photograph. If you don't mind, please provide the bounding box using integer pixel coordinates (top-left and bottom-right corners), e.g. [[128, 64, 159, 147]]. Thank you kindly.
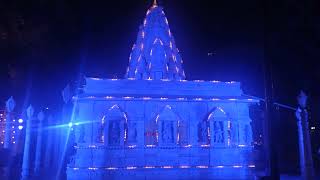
[[4, 96, 15, 149], [223, 120, 228, 146], [34, 111, 45, 176], [209, 121, 215, 146], [21, 105, 34, 180]]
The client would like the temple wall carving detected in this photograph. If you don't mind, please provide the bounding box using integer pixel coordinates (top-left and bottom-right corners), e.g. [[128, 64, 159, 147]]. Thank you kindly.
[[73, 100, 253, 148]]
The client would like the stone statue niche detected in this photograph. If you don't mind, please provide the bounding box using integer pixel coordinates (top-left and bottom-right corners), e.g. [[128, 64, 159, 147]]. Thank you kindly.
[[157, 105, 179, 146], [108, 120, 121, 145], [102, 105, 127, 146], [208, 107, 230, 146], [213, 121, 224, 144], [161, 121, 174, 143]]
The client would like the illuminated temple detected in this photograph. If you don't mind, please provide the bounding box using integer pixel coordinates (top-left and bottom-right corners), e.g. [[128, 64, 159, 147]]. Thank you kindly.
[[67, 1, 258, 179]]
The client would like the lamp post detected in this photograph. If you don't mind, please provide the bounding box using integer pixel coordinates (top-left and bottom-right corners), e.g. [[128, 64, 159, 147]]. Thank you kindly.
[[4, 96, 15, 149], [295, 91, 315, 179], [21, 104, 34, 180]]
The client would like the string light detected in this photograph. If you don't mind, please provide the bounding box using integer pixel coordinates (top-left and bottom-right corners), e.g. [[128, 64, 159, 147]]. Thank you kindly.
[[69, 165, 256, 171]]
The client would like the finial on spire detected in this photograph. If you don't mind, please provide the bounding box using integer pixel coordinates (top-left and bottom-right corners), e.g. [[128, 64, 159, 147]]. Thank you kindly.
[[153, 0, 158, 7]]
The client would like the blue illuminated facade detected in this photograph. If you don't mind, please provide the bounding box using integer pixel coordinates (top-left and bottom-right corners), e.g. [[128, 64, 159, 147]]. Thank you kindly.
[[67, 2, 258, 179]]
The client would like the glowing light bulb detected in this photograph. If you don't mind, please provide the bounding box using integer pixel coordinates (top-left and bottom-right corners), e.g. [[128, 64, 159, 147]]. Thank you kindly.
[[18, 119, 23, 123], [68, 122, 73, 127]]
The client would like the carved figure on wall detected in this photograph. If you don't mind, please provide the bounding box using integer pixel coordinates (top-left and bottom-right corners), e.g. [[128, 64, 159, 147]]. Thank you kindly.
[[162, 121, 174, 143], [108, 121, 120, 145], [128, 122, 137, 143], [214, 121, 223, 143]]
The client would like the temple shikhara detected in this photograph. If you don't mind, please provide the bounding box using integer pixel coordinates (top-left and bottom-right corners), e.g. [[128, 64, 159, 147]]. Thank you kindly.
[[67, 1, 258, 179]]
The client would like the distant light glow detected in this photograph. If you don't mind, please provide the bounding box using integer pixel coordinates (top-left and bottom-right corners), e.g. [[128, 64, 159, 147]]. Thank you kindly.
[[311, 126, 315, 130], [233, 165, 242, 168], [163, 166, 173, 169], [180, 165, 190, 168], [68, 122, 73, 127], [201, 144, 210, 147], [210, 80, 220, 83], [144, 166, 155, 169], [196, 166, 208, 169], [18, 119, 23, 123], [88, 167, 98, 170], [146, 144, 156, 147]]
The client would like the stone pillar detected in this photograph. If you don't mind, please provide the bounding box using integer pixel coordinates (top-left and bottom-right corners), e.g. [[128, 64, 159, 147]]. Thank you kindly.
[[295, 91, 315, 180], [4, 96, 15, 149], [223, 120, 228, 146], [21, 104, 34, 180], [34, 111, 45, 175]]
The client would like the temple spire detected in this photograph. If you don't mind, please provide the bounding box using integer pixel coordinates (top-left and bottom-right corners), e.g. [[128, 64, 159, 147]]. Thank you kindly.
[[125, 3, 186, 80], [153, 0, 157, 7]]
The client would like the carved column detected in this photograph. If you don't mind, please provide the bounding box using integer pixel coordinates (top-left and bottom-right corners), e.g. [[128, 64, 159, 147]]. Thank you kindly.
[[34, 111, 45, 175], [223, 120, 228, 146], [21, 105, 34, 180], [209, 120, 215, 146], [4, 96, 15, 149]]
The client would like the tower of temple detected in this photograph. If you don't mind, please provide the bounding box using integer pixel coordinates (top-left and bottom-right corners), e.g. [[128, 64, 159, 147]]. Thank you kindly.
[[125, 2, 185, 80]]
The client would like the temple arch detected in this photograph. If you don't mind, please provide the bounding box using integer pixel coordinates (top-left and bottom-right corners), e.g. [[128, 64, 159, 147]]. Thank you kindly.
[[101, 105, 128, 146], [154, 105, 183, 146], [201, 107, 232, 147]]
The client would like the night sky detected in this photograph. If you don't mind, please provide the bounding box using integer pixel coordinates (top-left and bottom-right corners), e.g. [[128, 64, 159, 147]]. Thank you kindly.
[[1, 0, 320, 173], [1, 0, 319, 110]]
